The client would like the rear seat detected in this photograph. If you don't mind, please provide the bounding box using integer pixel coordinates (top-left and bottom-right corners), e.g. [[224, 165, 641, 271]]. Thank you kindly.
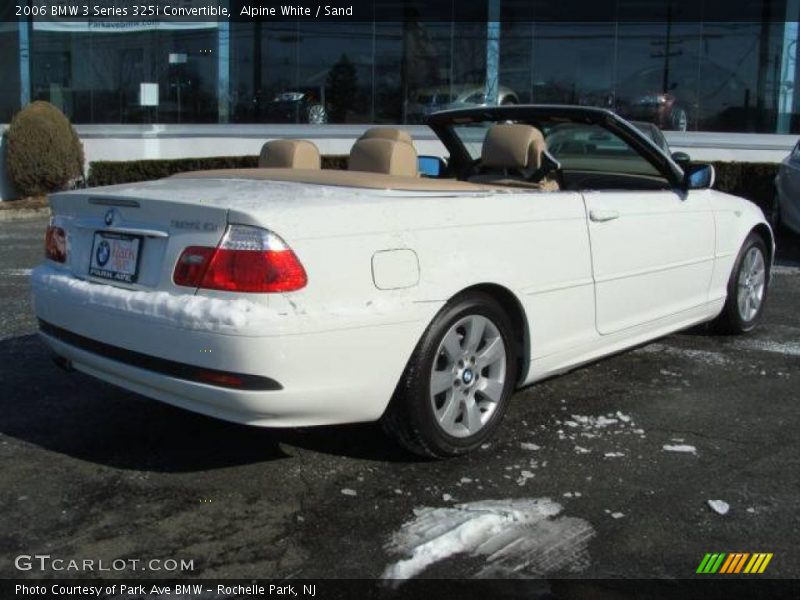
[[348, 127, 418, 177], [259, 139, 321, 169]]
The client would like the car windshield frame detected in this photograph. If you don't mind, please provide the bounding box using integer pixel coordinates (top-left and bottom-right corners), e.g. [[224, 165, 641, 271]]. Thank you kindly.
[[426, 105, 684, 187]]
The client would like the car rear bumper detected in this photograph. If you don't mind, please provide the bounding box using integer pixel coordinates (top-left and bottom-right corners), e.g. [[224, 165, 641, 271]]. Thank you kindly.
[[32, 265, 432, 427]]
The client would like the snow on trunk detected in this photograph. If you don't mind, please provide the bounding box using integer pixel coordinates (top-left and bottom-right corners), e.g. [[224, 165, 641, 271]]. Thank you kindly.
[[381, 498, 595, 582]]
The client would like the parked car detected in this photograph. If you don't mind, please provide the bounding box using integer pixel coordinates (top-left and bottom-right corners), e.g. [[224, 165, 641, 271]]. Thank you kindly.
[[773, 140, 800, 235], [263, 87, 328, 124], [32, 106, 772, 458], [582, 61, 751, 132], [406, 84, 518, 123]]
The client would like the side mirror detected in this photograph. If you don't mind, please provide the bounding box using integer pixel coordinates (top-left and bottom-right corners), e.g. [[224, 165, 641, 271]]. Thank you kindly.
[[684, 163, 715, 190], [671, 151, 691, 167], [418, 155, 447, 178]]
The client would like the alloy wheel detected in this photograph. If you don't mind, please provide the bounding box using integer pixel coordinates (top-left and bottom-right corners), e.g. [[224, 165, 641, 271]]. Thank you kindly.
[[429, 315, 507, 438], [737, 246, 766, 322]]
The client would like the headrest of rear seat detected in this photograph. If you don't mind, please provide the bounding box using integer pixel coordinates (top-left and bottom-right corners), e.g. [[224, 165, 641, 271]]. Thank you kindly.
[[481, 124, 546, 170], [349, 138, 418, 177], [359, 127, 414, 145], [259, 139, 321, 169]]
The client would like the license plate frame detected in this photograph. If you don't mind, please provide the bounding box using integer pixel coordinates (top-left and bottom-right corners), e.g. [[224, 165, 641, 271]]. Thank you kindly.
[[88, 231, 143, 284]]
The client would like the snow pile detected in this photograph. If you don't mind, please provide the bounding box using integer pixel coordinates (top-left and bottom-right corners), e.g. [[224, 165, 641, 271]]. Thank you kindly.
[[382, 498, 595, 582], [707, 499, 730, 515], [32, 265, 272, 333]]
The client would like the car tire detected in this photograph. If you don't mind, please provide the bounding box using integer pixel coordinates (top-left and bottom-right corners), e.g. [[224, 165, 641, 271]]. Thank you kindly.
[[711, 232, 770, 335], [670, 106, 689, 131], [381, 292, 518, 458]]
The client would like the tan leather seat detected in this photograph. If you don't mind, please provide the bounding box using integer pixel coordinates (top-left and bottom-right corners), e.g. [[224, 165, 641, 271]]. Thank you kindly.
[[359, 127, 414, 145], [259, 139, 321, 169], [349, 138, 418, 177], [469, 123, 559, 190]]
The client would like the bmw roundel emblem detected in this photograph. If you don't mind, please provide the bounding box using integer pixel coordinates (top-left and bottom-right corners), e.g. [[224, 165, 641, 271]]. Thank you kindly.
[[96, 240, 111, 267], [104, 209, 115, 226]]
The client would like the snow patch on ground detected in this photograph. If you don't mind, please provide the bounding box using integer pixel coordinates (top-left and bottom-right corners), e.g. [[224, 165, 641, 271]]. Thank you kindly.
[[772, 265, 800, 276], [662, 444, 697, 454], [707, 499, 730, 515], [382, 498, 595, 582], [733, 338, 800, 357], [635, 343, 729, 366], [516, 471, 535, 486], [0, 268, 32, 277]]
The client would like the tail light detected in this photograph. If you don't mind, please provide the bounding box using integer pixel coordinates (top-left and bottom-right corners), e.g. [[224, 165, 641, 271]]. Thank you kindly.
[[45, 225, 67, 263], [173, 225, 307, 293]]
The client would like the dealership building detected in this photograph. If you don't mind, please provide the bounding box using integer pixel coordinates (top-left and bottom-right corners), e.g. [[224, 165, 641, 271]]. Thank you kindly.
[[1, 1, 800, 197]]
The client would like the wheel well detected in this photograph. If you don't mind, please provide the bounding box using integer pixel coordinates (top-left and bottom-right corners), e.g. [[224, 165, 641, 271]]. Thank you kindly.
[[459, 283, 530, 384], [751, 223, 775, 272]]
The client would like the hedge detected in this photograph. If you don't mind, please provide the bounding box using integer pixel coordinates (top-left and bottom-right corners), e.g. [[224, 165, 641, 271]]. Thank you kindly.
[[87, 155, 777, 213], [709, 161, 778, 213]]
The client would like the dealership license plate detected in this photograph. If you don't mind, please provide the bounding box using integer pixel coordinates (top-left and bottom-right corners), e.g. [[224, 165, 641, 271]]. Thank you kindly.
[[88, 232, 142, 283]]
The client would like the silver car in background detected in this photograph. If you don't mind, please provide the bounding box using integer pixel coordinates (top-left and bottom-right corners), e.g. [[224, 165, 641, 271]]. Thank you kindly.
[[406, 84, 518, 123], [774, 141, 800, 235]]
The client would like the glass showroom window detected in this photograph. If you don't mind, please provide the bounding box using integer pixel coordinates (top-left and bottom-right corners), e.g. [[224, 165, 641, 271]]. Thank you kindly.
[[0, 21, 21, 123], [230, 21, 373, 124], [29, 21, 218, 123]]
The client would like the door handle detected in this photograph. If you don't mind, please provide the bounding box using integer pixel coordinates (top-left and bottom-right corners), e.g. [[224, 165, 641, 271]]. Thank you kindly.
[[589, 209, 620, 223]]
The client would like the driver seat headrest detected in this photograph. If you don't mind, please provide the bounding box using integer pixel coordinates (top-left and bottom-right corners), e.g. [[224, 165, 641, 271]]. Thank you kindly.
[[481, 124, 547, 171]]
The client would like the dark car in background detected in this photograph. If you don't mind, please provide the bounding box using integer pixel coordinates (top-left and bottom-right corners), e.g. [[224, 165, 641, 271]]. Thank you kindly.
[[774, 140, 800, 235], [263, 87, 328, 124]]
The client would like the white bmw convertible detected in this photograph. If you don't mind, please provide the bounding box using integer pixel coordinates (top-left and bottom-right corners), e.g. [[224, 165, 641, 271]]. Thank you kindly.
[[32, 106, 773, 457]]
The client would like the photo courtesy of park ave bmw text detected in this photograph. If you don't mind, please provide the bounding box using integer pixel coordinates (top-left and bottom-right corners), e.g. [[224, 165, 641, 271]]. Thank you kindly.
[[0, 0, 799, 598]]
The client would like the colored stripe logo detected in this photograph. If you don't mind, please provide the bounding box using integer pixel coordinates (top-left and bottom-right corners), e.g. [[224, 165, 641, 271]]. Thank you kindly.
[[696, 552, 773, 574]]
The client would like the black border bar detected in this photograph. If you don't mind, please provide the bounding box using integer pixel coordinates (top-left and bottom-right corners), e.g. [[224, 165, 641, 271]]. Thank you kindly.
[[3, 0, 798, 23], [38, 319, 282, 391], [3, 578, 800, 600]]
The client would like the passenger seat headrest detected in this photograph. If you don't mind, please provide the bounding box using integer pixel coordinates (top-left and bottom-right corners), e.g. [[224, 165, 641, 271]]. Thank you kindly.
[[259, 139, 321, 169], [359, 127, 414, 145], [481, 124, 546, 171], [349, 138, 418, 177]]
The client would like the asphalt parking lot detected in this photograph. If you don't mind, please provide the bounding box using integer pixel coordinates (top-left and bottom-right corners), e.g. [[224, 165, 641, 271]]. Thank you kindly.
[[1, 216, 798, 589]]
